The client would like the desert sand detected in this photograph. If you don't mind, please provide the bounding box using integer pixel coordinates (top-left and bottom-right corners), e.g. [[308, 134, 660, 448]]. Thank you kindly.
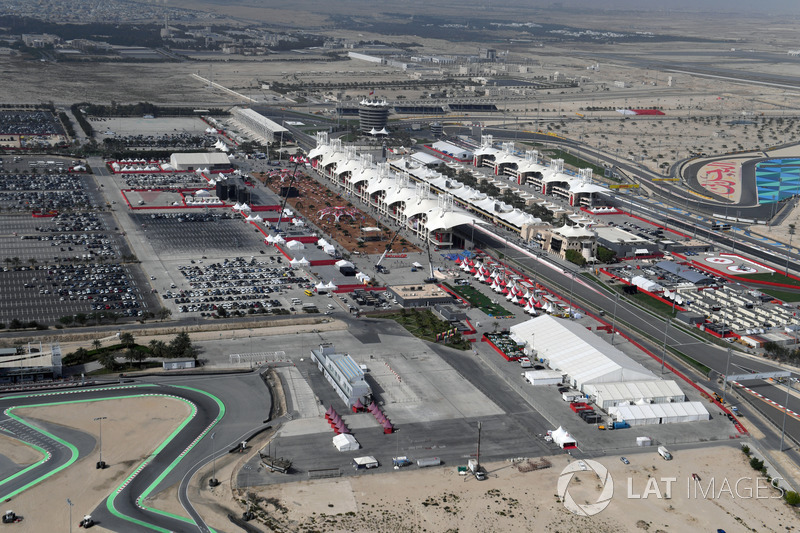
[[2, 397, 190, 532], [220, 445, 796, 532]]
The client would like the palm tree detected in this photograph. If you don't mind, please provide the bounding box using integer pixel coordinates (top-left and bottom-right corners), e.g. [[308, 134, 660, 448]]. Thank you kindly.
[[92, 339, 102, 352], [119, 332, 135, 349], [492, 321, 500, 333], [28, 258, 37, 269]]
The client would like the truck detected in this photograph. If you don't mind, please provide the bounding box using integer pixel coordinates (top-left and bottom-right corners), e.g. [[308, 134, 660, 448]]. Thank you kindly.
[[392, 456, 412, 468], [416, 457, 441, 468], [611, 421, 630, 430], [658, 446, 673, 460], [353, 456, 379, 469], [468, 459, 486, 480]]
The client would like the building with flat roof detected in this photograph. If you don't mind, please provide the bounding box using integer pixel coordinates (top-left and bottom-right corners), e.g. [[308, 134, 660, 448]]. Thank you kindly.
[[0, 343, 62, 384], [388, 284, 455, 308], [232, 107, 288, 144], [169, 152, 232, 171], [310, 343, 371, 407]]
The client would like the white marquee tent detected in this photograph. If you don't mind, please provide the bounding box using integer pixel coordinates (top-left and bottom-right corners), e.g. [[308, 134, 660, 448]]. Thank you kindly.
[[551, 426, 577, 449], [510, 315, 656, 391], [332, 433, 360, 451], [609, 402, 710, 426], [583, 381, 686, 409]]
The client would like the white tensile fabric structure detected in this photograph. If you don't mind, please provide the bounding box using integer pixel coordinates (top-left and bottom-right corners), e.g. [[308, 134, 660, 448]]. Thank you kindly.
[[325, 281, 338, 290], [551, 426, 576, 448], [609, 402, 710, 426], [583, 381, 685, 409], [332, 433, 360, 451], [510, 315, 656, 391], [286, 240, 304, 250], [297, 257, 310, 266], [336, 260, 354, 268]]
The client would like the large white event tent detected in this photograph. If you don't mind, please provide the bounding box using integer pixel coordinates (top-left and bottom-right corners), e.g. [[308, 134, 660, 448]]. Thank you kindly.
[[583, 381, 685, 409], [608, 402, 710, 426], [510, 315, 656, 391]]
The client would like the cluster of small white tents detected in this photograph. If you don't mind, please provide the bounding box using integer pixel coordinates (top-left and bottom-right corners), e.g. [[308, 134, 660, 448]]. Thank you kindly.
[[457, 257, 543, 316], [314, 280, 339, 292], [111, 161, 170, 173], [213, 139, 229, 152], [317, 238, 336, 256]]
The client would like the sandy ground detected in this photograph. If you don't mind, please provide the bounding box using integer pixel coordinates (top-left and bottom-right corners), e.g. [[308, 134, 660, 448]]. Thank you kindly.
[[2, 397, 190, 532], [0, 433, 43, 465], [210, 445, 797, 533]]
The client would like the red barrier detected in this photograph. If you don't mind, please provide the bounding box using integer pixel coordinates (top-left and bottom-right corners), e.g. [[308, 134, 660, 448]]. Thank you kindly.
[[310, 259, 338, 266], [332, 285, 386, 293], [286, 236, 319, 244], [481, 334, 519, 361]]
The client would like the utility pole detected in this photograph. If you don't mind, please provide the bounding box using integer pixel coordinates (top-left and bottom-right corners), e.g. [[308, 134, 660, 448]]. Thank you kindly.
[[660, 319, 670, 374], [476, 421, 482, 467], [67, 498, 74, 533], [610, 291, 620, 346], [209, 432, 219, 487], [94, 416, 107, 469]]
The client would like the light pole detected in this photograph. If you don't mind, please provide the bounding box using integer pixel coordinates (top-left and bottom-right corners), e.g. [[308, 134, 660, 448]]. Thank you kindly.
[[209, 432, 219, 487], [660, 318, 670, 374], [94, 416, 107, 469], [722, 347, 732, 405], [67, 498, 74, 533], [610, 290, 620, 346]]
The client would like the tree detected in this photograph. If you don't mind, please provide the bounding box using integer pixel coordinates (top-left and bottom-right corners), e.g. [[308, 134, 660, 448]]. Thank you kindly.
[[98, 351, 117, 371], [157, 308, 172, 322], [92, 339, 102, 351], [74, 313, 87, 326], [492, 321, 499, 332], [785, 490, 800, 506], [169, 332, 198, 360], [596, 246, 617, 264], [119, 332, 135, 349], [59, 315, 74, 326], [149, 339, 167, 358]]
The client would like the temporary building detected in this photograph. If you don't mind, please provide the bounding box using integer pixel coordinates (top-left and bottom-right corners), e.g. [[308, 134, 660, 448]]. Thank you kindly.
[[325, 281, 338, 291], [286, 240, 304, 250], [551, 426, 577, 449], [583, 381, 686, 409], [636, 436, 652, 446], [510, 315, 656, 391], [522, 369, 564, 386], [332, 433, 360, 451], [297, 257, 310, 266], [336, 260, 354, 269], [609, 401, 710, 426]]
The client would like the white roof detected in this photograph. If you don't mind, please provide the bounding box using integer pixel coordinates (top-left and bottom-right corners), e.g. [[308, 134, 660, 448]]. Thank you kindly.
[[554, 224, 596, 239], [411, 152, 442, 165], [332, 433, 360, 451], [170, 152, 231, 167], [551, 426, 576, 447], [510, 315, 656, 390], [609, 402, 710, 424], [584, 381, 685, 402]]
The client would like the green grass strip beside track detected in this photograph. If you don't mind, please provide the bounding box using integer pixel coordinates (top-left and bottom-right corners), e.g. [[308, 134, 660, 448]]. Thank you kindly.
[[105, 385, 226, 532]]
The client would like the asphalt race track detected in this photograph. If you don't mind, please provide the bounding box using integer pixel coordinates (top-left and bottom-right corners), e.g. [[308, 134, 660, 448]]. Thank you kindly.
[[0, 374, 272, 533]]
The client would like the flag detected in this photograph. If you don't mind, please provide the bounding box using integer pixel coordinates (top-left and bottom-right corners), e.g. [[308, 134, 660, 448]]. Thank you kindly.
[[369, 90, 374, 95]]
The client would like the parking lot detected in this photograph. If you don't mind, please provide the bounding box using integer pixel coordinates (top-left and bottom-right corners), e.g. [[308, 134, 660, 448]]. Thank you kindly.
[[0, 262, 152, 325], [0, 110, 64, 136], [132, 213, 268, 257], [162, 257, 311, 316], [0, 170, 101, 212]]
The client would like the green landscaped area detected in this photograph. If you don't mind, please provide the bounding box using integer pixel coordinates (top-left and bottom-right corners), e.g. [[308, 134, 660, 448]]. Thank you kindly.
[[377, 309, 470, 350], [443, 283, 515, 318], [758, 287, 800, 303], [544, 148, 610, 180], [735, 272, 800, 288]]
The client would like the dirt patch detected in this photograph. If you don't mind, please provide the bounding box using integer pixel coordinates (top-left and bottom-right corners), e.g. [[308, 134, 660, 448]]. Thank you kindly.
[[260, 172, 420, 256]]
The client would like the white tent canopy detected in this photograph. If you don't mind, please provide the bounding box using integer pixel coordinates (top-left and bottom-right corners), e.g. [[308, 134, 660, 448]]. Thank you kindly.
[[286, 240, 304, 250], [325, 280, 338, 290], [584, 381, 685, 409], [510, 315, 656, 391], [609, 402, 710, 426], [336, 259, 354, 268], [332, 433, 360, 451], [551, 426, 577, 449], [297, 257, 310, 266]]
